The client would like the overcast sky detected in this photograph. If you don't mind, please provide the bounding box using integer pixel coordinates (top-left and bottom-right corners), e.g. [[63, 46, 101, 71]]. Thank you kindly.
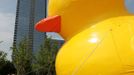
[[0, 0, 17, 60], [0, 0, 134, 60]]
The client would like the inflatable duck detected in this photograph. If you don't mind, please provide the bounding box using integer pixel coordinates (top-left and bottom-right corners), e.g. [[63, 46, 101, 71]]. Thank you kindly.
[[35, 0, 134, 75]]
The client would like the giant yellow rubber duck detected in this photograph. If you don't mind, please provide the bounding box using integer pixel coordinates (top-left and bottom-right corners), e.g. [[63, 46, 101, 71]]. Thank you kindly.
[[35, 0, 134, 75]]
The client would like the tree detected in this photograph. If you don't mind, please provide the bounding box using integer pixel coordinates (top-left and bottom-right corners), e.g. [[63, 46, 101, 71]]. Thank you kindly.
[[0, 41, 16, 75], [11, 38, 32, 75], [0, 61, 16, 75], [0, 51, 7, 71], [32, 38, 59, 75]]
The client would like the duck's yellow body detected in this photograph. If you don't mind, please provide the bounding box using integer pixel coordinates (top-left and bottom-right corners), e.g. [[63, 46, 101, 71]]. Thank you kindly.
[[56, 16, 134, 75], [36, 0, 134, 75]]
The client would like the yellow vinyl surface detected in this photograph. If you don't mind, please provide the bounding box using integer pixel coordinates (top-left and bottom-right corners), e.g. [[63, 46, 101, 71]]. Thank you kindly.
[[46, 0, 134, 75], [56, 16, 134, 75], [48, 0, 131, 40]]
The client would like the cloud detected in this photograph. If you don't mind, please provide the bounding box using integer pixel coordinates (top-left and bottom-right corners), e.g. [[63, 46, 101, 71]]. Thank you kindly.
[[0, 12, 15, 61], [0, 0, 17, 13]]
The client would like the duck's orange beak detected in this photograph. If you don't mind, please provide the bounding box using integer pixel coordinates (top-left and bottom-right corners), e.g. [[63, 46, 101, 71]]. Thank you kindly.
[[35, 15, 61, 33]]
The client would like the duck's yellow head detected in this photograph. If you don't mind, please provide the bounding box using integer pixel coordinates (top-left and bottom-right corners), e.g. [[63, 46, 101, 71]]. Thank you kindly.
[[36, 0, 131, 40]]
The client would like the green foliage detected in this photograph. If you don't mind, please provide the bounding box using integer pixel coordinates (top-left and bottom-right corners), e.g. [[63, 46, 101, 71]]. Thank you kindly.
[[0, 41, 6, 67], [11, 38, 32, 75], [0, 51, 7, 70], [32, 38, 59, 75], [11, 37, 61, 75], [0, 60, 16, 75]]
